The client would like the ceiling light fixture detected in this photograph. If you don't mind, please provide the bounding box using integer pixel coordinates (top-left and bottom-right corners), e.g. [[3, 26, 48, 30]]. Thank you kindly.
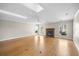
[[21, 3, 44, 13], [0, 9, 27, 19]]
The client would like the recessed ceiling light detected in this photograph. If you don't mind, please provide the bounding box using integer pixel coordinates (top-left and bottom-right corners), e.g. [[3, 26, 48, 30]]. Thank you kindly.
[[0, 9, 27, 19], [21, 3, 44, 13]]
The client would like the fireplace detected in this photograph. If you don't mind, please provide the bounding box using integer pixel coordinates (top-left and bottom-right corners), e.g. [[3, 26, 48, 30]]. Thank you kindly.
[[46, 28, 54, 37]]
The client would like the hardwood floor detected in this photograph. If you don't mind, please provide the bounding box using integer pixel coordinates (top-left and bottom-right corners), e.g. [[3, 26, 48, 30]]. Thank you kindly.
[[0, 36, 79, 56]]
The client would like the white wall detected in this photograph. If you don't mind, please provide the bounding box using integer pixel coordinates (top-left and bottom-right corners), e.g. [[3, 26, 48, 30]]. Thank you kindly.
[[0, 20, 35, 41], [44, 20, 73, 39], [0, 19, 73, 41], [73, 10, 79, 51]]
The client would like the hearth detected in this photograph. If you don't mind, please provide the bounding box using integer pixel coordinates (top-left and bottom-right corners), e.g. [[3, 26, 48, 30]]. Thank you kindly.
[[46, 28, 54, 37]]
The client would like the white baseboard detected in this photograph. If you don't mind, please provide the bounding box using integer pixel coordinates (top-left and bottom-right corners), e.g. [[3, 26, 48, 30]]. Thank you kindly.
[[73, 40, 79, 52], [0, 35, 33, 41]]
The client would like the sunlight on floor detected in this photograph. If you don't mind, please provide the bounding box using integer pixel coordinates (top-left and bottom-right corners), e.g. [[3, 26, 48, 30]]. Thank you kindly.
[[39, 36, 45, 50], [34, 35, 45, 50], [58, 39, 69, 55]]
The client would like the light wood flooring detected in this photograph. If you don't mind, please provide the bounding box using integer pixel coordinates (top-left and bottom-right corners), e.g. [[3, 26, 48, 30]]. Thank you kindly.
[[0, 36, 79, 56]]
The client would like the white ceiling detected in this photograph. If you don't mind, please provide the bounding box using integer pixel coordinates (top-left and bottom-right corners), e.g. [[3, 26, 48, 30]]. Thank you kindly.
[[0, 3, 79, 23]]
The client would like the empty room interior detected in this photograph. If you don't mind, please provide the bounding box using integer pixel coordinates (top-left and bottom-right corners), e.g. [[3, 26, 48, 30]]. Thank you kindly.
[[0, 3, 79, 56]]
